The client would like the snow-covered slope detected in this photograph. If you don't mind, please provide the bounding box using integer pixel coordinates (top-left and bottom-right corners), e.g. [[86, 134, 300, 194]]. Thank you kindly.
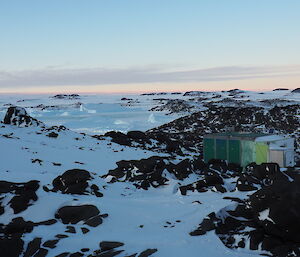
[[0, 89, 299, 257], [0, 109, 256, 257]]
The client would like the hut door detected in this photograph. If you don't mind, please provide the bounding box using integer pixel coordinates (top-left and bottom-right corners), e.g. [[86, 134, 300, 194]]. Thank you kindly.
[[269, 150, 284, 167]]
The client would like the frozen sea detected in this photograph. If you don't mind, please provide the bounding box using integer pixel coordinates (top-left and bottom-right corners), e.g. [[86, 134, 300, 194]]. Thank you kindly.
[[0, 93, 181, 134]]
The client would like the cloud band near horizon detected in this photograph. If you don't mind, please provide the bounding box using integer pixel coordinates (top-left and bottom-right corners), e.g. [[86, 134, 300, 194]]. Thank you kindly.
[[0, 65, 299, 89]]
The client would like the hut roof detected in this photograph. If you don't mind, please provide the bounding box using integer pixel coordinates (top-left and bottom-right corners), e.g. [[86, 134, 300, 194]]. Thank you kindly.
[[204, 132, 269, 140]]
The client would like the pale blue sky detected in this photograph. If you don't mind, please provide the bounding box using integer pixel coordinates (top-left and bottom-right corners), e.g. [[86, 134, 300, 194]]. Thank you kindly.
[[0, 0, 300, 92]]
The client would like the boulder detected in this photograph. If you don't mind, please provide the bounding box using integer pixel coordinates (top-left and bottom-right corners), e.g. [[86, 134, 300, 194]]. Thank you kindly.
[[99, 241, 124, 251], [3, 106, 43, 127], [104, 131, 132, 146], [52, 169, 102, 196], [55, 205, 103, 227], [47, 132, 59, 138]]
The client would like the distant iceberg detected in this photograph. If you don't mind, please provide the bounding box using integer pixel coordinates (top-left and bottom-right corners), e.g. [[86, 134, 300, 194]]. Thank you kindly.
[[148, 113, 156, 123]]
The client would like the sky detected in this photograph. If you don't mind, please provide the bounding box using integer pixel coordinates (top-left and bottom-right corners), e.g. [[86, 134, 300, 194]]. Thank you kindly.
[[0, 0, 300, 93]]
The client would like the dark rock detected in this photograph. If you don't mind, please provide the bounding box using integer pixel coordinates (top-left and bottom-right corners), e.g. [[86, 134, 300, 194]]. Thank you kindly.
[[237, 163, 287, 192], [52, 169, 93, 195], [167, 159, 193, 180], [103, 156, 169, 190], [81, 227, 90, 234], [0, 238, 24, 257], [55, 234, 69, 239], [214, 184, 227, 193], [65, 226, 76, 233], [93, 250, 124, 257], [32, 248, 48, 257], [99, 241, 124, 251], [47, 132, 59, 138], [56, 205, 101, 226], [249, 230, 264, 250], [127, 131, 147, 140], [3, 106, 43, 127], [24, 237, 42, 257], [55, 253, 70, 257], [273, 88, 289, 91], [205, 174, 223, 186], [222, 196, 245, 204], [69, 253, 84, 257], [192, 158, 207, 171], [91, 184, 103, 197], [0, 180, 39, 214], [138, 249, 158, 257], [291, 88, 300, 93], [190, 212, 217, 236], [84, 215, 103, 227], [150, 99, 192, 114], [104, 131, 132, 146], [35, 219, 57, 226], [191, 167, 300, 257], [52, 94, 80, 99], [4, 217, 34, 236], [43, 239, 59, 249]]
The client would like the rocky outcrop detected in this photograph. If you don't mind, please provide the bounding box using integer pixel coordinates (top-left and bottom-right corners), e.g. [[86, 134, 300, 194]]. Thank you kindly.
[[55, 205, 106, 227], [100, 130, 183, 155], [191, 166, 300, 257], [148, 104, 300, 155], [150, 99, 192, 114], [51, 94, 80, 99], [47, 169, 103, 197], [0, 217, 57, 257], [103, 156, 205, 190], [179, 160, 241, 195], [3, 106, 44, 127], [292, 88, 300, 93], [183, 91, 206, 96], [273, 88, 289, 91], [101, 103, 299, 158], [0, 180, 39, 214], [236, 163, 288, 191]]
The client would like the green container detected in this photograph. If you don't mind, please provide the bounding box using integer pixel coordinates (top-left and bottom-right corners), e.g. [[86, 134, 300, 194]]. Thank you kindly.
[[255, 142, 268, 164], [203, 138, 215, 162], [228, 139, 240, 164], [241, 140, 256, 167], [216, 139, 227, 160]]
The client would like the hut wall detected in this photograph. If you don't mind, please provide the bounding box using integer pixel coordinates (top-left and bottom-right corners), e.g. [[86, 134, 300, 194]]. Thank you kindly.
[[216, 139, 227, 160], [203, 138, 215, 162], [255, 142, 268, 164], [241, 140, 256, 167], [228, 139, 241, 164]]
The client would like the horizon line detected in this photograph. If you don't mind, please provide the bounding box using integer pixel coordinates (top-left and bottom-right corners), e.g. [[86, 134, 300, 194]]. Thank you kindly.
[[0, 87, 297, 95]]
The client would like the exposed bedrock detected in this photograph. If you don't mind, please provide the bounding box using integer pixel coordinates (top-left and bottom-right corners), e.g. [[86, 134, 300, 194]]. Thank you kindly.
[[3, 106, 44, 127], [191, 165, 300, 257], [47, 169, 103, 197]]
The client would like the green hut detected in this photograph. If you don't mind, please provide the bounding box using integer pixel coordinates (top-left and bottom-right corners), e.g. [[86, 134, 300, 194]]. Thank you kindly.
[[203, 132, 294, 167]]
